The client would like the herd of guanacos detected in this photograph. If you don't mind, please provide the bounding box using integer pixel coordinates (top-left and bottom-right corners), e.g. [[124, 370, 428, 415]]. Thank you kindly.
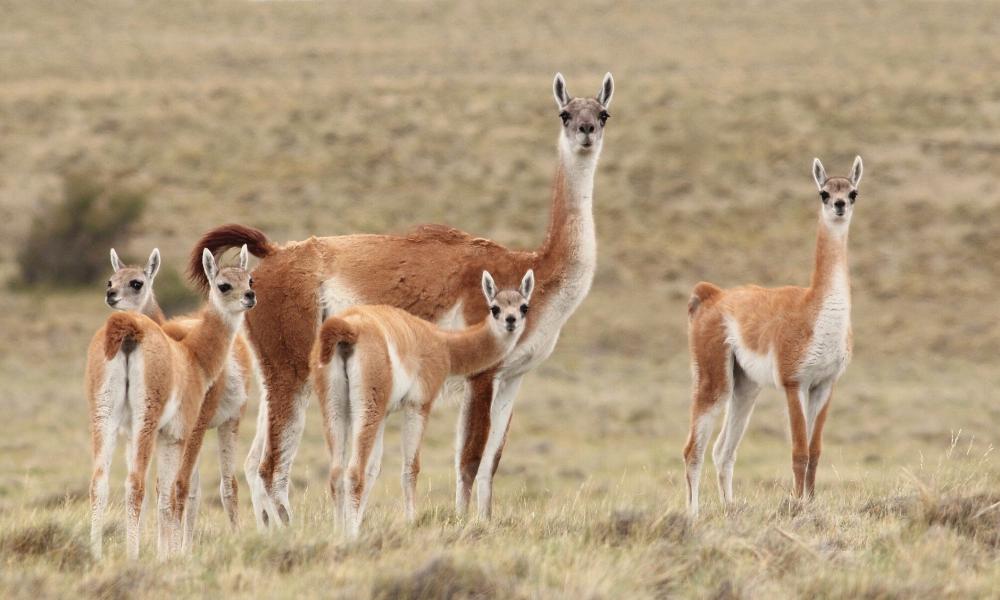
[[83, 72, 864, 559]]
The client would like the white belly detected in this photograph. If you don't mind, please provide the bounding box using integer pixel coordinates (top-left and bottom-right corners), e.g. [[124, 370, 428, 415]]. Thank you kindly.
[[725, 316, 781, 388]]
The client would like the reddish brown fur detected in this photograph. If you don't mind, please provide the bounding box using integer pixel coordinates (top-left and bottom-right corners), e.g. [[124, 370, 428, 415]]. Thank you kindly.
[[86, 254, 252, 558], [118, 269, 254, 535], [188, 161, 585, 511], [683, 167, 860, 513], [103, 313, 145, 359], [317, 316, 358, 363], [310, 289, 526, 534], [187, 76, 608, 521]]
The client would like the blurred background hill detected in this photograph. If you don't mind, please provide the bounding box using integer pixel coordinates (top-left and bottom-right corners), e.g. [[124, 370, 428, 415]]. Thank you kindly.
[[1, 2, 998, 597]]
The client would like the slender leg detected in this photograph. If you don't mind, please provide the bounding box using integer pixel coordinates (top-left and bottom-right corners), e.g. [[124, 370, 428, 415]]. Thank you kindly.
[[125, 403, 160, 560], [171, 381, 220, 555], [89, 391, 123, 560], [344, 369, 388, 540], [345, 416, 386, 539], [473, 374, 522, 521], [400, 403, 430, 523], [182, 467, 201, 553], [217, 418, 241, 529], [319, 356, 351, 531], [805, 385, 834, 498], [358, 422, 386, 517], [260, 383, 310, 527], [155, 435, 183, 558], [784, 384, 809, 498], [454, 373, 493, 517], [245, 397, 277, 530], [683, 348, 732, 519], [712, 366, 760, 506]]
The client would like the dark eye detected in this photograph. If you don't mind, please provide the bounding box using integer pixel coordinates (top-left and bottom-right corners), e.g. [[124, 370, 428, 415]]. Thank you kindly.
[[107, 280, 112, 288], [520, 304, 529, 315], [559, 111, 571, 126], [820, 191, 830, 204], [848, 190, 858, 203], [490, 306, 500, 318], [598, 110, 610, 125], [129, 280, 143, 291], [218, 283, 232, 293], [249, 277, 254, 289]]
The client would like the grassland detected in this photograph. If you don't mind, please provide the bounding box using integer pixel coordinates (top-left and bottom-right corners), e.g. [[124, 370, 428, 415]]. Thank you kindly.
[[1, 1, 999, 597]]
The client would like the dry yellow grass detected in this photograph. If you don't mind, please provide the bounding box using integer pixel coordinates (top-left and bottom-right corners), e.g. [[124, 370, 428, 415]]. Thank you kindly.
[[1, 1, 999, 597]]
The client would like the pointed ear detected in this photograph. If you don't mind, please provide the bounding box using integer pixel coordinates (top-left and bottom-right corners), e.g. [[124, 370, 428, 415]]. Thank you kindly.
[[850, 155, 863, 187], [553, 72, 570, 109], [145, 248, 161, 280], [202, 248, 219, 281], [597, 72, 614, 108], [812, 158, 828, 190], [481, 271, 497, 304], [110, 248, 123, 272], [238, 244, 249, 270], [520, 269, 535, 302]]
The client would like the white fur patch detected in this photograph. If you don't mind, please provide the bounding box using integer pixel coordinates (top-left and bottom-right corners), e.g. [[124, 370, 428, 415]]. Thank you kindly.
[[436, 300, 466, 331], [100, 354, 130, 438], [320, 276, 363, 319], [798, 263, 851, 385], [385, 340, 415, 412], [209, 356, 248, 428], [725, 316, 781, 388]]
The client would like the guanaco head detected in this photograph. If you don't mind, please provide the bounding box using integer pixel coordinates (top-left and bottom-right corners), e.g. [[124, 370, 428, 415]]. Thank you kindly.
[[106, 248, 160, 312], [813, 156, 863, 226], [481, 269, 534, 335], [201, 245, 255, 316], [553, 72, 613, 155]]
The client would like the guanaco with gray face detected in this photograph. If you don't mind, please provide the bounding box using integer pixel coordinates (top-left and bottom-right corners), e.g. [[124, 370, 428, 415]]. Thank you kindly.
[[189, 72, 614, 525], [683, 157, 864, 518], [105, 248, 253, 548], [311, 270, 534, 538], [86, 246, 255, 559]]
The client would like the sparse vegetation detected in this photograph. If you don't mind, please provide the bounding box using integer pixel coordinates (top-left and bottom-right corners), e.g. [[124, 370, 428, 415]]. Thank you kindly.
[[0, 522, 90, 571], [16, 173, 146, 287], [1, 0, 998, 598]]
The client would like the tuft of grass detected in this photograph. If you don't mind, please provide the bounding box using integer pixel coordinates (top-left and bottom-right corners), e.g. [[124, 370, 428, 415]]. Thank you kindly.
[[859, 495, 919, 519], [82, 566, 157, 600], [0, 522, 90, 570], [371, 555, 512, 600], [591, 509, 691, 546], [919, 493, 1000, 548], [242, 537, 330, 573]]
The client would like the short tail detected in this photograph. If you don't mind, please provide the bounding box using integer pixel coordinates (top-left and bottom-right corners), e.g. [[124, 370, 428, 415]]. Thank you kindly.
[[688, 282, 722, 319], [104, 313, 145, 360], [187, 224, 276, 292], [317, 317, 358, 364]]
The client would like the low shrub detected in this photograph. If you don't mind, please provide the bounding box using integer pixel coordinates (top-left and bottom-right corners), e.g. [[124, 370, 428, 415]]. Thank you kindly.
[[17, 172, 146, 287]]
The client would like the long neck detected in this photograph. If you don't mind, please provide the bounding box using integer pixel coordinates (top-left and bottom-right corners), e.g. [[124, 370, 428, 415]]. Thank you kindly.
[[440, 320, 517, 377], [808, 216, 851, 302], [181, 305, 241, 384], [141, 293, 166, 325], [536, 138, 599, 280]]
